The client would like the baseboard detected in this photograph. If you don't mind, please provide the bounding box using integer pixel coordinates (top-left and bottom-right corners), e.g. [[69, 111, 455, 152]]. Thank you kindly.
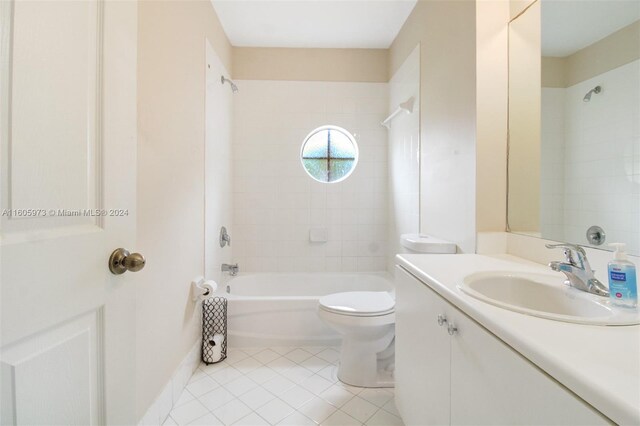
[[138, 338, 201, 425]]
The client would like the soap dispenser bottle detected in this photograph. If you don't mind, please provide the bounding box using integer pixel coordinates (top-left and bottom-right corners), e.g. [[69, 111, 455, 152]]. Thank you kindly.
[[608, 243, 637, 309]]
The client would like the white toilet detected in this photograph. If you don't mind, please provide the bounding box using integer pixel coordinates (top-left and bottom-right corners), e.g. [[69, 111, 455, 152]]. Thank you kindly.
[[318, 234, 456, 388], [318, 291, 396, 388]]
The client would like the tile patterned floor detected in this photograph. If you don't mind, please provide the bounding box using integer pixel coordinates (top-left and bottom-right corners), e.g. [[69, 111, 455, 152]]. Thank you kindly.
[[163, 346, 404, 426]]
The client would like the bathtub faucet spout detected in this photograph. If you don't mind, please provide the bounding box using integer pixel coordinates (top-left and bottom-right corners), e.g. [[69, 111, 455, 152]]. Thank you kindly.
[[221, 263, 239, 276]]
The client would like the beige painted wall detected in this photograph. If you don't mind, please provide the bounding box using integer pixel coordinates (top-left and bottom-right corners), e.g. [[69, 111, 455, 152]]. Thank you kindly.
[[543, 20, 640, 88], [476, 0, 510, 233], [510, 0, 536, 20], [567, 20, 640, 87], [507, 0, 541, 232], [136, 0, 232, 419], [541, 56, 566, 88], [390, 0, 478, 253], [389, 0, 426, 76], [233, 47, 388, 82]]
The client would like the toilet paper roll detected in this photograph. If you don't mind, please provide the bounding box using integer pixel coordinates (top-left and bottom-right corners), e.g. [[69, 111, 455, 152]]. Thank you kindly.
[[192, 277, 218, 301], [201, 280, 217, 297], [203, 333, 224, 363]]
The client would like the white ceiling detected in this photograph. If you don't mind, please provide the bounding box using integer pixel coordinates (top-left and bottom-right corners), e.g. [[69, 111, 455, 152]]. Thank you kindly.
[[210, 0, 418, 49], [541, 0, 640, 57]]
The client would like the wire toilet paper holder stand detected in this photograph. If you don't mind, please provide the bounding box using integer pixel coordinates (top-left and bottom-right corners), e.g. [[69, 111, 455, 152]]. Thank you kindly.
[[202, 297, 228, 364]]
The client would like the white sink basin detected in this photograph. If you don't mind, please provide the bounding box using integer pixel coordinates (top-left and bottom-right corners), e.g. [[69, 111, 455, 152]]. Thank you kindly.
[[460, 271, 640, 325]]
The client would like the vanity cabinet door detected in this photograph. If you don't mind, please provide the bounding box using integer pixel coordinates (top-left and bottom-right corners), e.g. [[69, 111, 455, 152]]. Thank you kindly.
[[395, 266, 452, 425], [449, 311, 610, 425]]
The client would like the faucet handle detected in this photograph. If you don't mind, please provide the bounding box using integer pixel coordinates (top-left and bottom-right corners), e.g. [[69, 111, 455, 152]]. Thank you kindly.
[[220, 226, 231, 247], [545, 243, 585, 254], [545, 243, 586, 266]]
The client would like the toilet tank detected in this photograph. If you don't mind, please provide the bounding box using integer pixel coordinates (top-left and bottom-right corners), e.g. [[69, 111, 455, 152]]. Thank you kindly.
[[400, 234, 457, 254]]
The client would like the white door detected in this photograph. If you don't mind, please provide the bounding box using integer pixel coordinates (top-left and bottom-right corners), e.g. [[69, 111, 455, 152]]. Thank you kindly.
[[0, 1, 139, 424]]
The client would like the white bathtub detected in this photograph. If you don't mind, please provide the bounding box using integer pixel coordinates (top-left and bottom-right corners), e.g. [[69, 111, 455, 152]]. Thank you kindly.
[[220, 272, 393, 347]]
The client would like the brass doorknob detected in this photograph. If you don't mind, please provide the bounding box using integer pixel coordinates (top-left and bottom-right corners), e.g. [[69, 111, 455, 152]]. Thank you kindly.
[[109, 248, 146, 275]]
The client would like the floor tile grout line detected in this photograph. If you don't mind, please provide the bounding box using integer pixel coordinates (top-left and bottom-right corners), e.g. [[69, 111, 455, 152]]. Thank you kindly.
[[167, 402, 398, 426], [170, 346, 402, 426]]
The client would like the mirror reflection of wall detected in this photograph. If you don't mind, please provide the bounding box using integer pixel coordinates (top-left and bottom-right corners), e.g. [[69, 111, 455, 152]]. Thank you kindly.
[[508, 1, 541, 235], [508, 0, 640, 255]]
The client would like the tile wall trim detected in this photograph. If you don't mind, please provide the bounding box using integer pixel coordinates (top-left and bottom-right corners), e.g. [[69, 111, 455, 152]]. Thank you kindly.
[[139, 339, 202, 425]]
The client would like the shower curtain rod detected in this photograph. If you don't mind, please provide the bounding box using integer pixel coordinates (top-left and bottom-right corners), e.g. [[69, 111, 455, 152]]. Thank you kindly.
[[381, 97, 415, 129]]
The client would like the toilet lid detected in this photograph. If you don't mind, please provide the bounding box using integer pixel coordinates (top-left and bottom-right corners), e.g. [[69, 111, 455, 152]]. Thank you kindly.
[[319, 291, 395, 316]]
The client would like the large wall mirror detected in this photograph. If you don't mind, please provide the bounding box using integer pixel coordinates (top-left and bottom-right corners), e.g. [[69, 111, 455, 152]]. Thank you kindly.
[[508, 0, 640, 255]]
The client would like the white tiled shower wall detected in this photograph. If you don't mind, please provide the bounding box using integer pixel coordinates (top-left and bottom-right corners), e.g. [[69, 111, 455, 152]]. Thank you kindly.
[[232, 81, 389, 272], [540, 60, 640, 253], [387, 47, 420, 271]]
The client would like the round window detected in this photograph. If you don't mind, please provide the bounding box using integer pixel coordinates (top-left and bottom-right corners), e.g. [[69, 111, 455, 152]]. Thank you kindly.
[[300, 126, 358, 183]]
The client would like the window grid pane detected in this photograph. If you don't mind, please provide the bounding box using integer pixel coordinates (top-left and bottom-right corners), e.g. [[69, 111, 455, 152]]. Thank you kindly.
[[301, 127, 357, 183]]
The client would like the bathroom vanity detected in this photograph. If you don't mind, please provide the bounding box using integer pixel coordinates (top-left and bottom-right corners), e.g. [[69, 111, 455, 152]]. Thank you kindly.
[[395, 254, 640, 425]]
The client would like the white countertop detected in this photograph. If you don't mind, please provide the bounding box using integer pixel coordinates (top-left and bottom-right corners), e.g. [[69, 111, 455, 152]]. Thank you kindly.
[[396, 253, 640, 425]]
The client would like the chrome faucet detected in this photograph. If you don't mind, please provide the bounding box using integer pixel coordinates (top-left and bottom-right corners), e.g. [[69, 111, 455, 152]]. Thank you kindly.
[[221, 263, 239, 276], [546, 243, 609, 297]]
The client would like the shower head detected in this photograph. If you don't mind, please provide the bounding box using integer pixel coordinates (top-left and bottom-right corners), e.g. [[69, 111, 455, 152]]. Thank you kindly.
[[583, 85, 601, 102], [221, 76, 239, 93]]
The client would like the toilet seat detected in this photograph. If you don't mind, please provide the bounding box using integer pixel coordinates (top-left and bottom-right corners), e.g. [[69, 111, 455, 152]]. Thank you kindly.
[[319, 291, 395, 317]]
